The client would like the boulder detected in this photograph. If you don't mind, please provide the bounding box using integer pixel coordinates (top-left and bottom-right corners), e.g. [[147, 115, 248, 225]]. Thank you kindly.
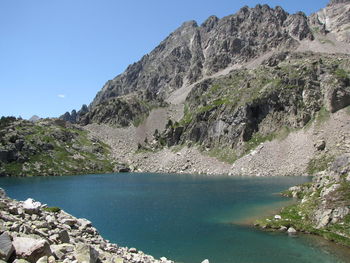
[[13, 237, 52, 263], [50, 244, 74, 260], [58, 230, 70, 243], [274, 215, 282, 220], [77, 218, 92, 230], [128, 248, 137, 253], [0, 188, 6, 199], [74, 244, 99, 263], [279, 226, 288, 232], [326, 86, 350, 113], [23, 199, 42, 215], [0, 232, 14, 261], [314, 140, 326, 151], [201, 260, 210, 263], [287, 227, 297, 234]]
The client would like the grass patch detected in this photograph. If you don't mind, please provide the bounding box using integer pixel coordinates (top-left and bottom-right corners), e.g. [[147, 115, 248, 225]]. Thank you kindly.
[[334, 68, 349, 79], [306, 154, 335, 175], [43, 206, 61, 213], [207, 146, 238, 164], [244, 132, 275, 154]]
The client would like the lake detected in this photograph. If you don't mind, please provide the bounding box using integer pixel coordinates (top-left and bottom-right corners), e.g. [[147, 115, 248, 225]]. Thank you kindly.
[[1, 173, 349, 263]]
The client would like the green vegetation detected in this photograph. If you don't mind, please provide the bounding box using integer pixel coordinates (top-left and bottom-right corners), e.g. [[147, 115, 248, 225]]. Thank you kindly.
[[43, 206, 61, 213], [306, 154, 335, 175], [0, 116, 17, 129], [244, 132, 275, 153], [256, 176, 350, 247], [178, 104, 193, 127], [334, 68, 349, 80], [0, 119, 115, 177], [207, 146, 238, 164]]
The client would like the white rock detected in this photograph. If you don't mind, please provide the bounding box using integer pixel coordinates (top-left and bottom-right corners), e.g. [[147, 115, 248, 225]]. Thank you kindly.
[[77, 218, 92, 229], [274, 215, 282, 220], [23, 198, 42, 214], [287, 227, 297, 234], [201, 260, 210, 263]]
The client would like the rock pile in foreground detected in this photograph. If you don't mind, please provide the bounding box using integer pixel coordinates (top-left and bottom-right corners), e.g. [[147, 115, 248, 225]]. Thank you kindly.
[[0, 190, 174, 263]]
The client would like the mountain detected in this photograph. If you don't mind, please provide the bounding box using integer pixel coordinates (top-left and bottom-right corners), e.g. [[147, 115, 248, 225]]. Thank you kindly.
[[16, 0, 350, 247], [28, 115, 41, 122]]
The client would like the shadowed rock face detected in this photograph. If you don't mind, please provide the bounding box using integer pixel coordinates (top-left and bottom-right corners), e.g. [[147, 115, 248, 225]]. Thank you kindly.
[[90, 4, 313, 108]]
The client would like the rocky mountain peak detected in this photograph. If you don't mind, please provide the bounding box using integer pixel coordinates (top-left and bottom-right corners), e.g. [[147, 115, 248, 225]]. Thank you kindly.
[[85, 4, 314, 115], [328, 0, 350, 6]]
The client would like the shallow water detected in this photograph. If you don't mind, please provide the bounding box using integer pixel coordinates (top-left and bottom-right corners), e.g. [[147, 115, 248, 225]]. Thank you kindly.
[[1, 173, 349, 263]]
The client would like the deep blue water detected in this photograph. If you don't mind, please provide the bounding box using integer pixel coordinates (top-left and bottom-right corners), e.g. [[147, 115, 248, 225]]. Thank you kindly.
[[1, 173, 349, 263]]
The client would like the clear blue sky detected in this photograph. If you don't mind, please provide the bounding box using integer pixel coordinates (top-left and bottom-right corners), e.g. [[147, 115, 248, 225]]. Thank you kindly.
[[0, 0, 328, 119]]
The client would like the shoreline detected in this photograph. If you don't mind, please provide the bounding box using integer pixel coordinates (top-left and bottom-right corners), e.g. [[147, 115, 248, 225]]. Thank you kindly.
[[0, 188, 176, 263]]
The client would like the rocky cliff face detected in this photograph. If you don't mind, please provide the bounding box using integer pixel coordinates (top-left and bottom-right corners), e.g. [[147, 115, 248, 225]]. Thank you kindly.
[[310, 0, 350, 42], [69, 4, 317, 126], [155, 52, 350, 160]]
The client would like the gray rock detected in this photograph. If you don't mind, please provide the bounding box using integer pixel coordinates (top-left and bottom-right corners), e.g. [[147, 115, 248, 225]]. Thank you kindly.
[[279, 226, 288, 232], [74, 244, 99, 263], [77, 218, 92, 229], [50, 244, 74, 260], [331, 207, 349, 223], [58, 230, 70, 243], [0, 188, 6, 199], [314, 140, 326, 151], [13, 237, 52, 263], [61, 218, 77, 227], [0, 232, 14, 261], [128, 247, 137, 253], [326, 86, 350, 113]]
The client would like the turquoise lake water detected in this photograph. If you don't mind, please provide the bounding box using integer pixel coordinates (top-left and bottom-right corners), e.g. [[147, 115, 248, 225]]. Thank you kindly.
[[1, 173, 349, 263]]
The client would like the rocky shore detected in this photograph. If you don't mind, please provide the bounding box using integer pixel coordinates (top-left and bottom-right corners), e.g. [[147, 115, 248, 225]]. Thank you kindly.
[[0, 189, 175, 263], [255, 153, 350, 247]]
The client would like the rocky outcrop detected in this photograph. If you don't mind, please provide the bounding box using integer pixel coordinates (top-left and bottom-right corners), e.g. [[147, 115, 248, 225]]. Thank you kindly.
[[0, 117, 117, 177], [310, 0, 350, 42], [255, 154, 350, 246], [0, 191, 174, 263], [154, 52, 350, 159], [69, 4, 318, 127]]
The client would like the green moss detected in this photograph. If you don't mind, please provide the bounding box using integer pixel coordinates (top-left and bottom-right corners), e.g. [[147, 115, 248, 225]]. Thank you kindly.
[[306, 154, 335, 175], [43, 206, 61, 213], [178, 104, 193, 127], [334, 68, 349, 79], [244, 132, 275, 153], [207, 146, 238, 164]]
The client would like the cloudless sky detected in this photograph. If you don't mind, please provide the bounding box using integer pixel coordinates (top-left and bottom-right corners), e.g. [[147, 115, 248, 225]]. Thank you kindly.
[[0, 0, 329, 119]]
